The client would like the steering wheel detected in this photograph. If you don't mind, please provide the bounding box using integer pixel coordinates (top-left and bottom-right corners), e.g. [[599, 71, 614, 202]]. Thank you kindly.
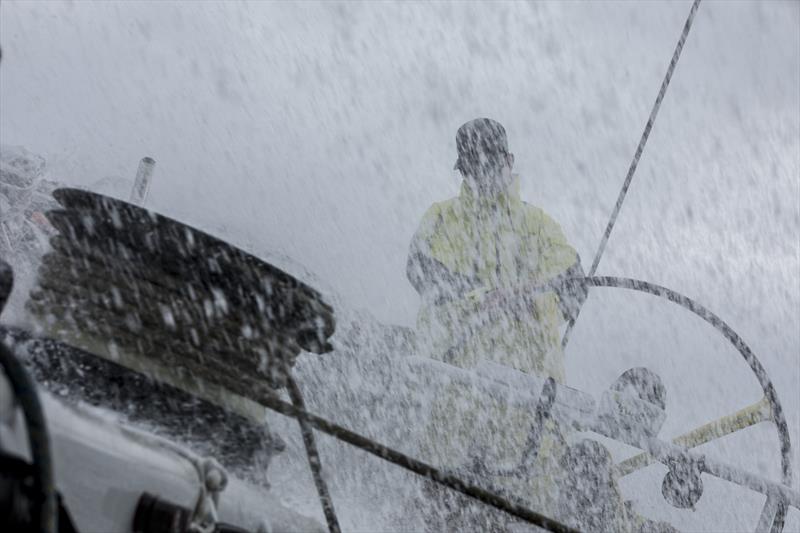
[[553, 276, 793, 532]]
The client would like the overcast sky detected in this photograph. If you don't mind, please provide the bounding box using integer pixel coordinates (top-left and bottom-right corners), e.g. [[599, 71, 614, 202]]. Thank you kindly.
[[1, 2, 798, 528], [1, 1, 796, 324]]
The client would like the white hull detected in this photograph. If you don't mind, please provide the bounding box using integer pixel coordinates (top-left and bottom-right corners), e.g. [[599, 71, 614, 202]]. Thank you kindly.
[[0, 374, 324, 533]]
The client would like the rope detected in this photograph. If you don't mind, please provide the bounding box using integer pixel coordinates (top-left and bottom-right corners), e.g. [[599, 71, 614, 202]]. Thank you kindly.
[[252, 386, 578, 533], [561, 0, 702, 351], [285, 375, 342, 533]]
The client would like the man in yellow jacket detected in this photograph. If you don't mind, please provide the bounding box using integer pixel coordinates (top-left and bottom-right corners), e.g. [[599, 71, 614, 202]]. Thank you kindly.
[[407, 117, 585, 383], [406, 119, 639, 531]]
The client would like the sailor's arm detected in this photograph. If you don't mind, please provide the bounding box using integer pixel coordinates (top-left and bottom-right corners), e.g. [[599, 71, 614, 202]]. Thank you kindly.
[[406, 209, 475, 303], [535, 214, 587, 322], [549, 256, 587, 323]]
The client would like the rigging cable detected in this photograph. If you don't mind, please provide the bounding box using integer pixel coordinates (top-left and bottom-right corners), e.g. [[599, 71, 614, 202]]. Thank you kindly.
[[561, 0, 702, 350]]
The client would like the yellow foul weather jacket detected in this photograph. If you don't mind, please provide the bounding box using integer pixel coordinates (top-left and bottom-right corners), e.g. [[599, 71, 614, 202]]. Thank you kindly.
[[407, 176, 579, 383]]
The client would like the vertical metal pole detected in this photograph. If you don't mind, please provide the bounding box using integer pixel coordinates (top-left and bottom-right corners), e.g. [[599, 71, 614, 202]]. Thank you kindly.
[[130, 156, 155, 207]]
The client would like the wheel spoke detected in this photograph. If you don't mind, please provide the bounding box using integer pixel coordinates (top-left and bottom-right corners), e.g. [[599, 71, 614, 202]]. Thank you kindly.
[[616, 396, 771, 477]]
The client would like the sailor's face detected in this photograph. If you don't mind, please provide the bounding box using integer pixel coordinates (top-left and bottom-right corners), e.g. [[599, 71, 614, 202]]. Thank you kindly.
[[466, 152, 515, 196]]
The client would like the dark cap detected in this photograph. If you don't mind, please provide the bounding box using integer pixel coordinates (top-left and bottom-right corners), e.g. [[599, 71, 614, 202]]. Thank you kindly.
[[454, 118, 509, 172]]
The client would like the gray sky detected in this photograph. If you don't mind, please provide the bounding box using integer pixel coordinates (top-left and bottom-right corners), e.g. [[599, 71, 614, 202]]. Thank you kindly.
[[1, 1, 799, 528]]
